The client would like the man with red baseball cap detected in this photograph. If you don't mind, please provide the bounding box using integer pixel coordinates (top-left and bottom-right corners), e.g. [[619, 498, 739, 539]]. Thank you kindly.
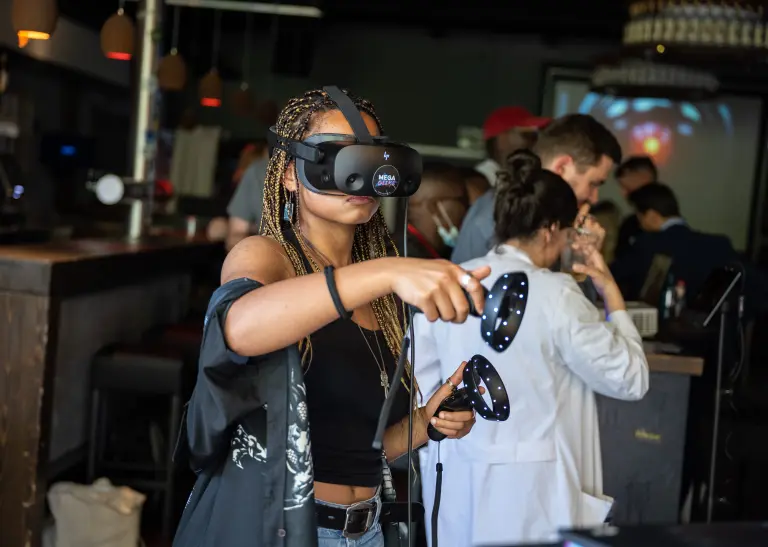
[[475, 106, 551, 187]]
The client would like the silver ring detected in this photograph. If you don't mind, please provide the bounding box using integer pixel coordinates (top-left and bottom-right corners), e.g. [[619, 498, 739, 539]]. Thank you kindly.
[[459, 273, 472, 288]]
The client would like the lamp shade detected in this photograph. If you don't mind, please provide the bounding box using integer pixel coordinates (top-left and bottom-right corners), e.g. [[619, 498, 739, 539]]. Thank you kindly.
[[12, 0, 58, 47], [256, 99, 278, 127], [199, 69, 222, 108], [101, 9, 135, 61], [157, 51, 187, 91], [231, 83, 254, 116]]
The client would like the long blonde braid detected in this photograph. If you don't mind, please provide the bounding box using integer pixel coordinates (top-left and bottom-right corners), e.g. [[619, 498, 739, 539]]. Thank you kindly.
[[260, 88, 414, 391]]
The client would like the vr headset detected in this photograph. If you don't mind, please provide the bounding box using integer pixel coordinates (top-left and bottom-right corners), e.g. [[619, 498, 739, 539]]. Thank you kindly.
[[268, 86, 423, 198]]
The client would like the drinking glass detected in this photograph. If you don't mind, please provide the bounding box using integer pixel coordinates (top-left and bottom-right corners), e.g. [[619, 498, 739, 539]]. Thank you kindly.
[[561, 228, 598, 283]]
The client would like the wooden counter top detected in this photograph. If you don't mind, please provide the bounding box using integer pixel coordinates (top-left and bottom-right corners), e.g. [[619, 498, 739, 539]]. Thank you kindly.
[[646, 352, 704, 376], [0, 235, 222, 297]]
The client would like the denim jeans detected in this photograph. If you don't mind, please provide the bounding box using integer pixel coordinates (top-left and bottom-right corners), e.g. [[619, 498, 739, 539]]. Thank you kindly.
[[316, 492, 384, 547]]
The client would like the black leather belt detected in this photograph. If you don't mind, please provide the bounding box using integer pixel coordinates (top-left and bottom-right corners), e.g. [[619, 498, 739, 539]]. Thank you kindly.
[[316, 498, 380, 540], [316, 500, 424, 539]]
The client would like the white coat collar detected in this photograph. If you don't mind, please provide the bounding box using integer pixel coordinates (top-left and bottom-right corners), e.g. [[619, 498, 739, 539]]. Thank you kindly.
[[489, 243, 535, 266]]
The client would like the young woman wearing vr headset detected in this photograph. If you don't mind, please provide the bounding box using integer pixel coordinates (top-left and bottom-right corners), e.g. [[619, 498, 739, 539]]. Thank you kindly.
[[413, 150, 649, 546], [176, 88, 488, 547]]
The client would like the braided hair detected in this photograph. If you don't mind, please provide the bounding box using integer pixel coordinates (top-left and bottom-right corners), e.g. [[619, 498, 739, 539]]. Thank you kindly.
[[260, 88, 414, 391]]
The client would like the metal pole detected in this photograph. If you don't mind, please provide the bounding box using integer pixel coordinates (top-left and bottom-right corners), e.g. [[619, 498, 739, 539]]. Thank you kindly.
[[128, 0, 162, 240]]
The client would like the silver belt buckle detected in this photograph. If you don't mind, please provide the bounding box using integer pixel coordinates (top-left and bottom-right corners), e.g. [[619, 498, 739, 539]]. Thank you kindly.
[[342, 500, 377, 540]]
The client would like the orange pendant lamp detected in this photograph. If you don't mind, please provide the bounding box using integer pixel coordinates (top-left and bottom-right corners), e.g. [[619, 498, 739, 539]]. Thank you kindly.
[[199, 10, 223, 108], [199, 69, 222, 108], [12, 0, 58, 48], [101, 7, 135, 61], [157, 7, 187, 91]]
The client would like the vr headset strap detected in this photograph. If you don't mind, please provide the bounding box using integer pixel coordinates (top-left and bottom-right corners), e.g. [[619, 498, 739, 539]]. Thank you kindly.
[[323, 86, 374, 144], [268, 127, 323, 163]]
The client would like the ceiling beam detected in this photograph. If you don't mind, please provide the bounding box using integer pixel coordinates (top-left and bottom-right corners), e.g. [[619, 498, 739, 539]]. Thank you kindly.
[[163, 0, 323, 18]]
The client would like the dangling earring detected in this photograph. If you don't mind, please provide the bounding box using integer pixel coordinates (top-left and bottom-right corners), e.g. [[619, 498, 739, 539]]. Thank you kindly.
[[283, 191, 295, 222]]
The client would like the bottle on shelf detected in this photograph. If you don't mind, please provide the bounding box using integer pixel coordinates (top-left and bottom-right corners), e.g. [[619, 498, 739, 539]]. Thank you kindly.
[[660, 270, 676, 322], [674, 280, 687, 317]]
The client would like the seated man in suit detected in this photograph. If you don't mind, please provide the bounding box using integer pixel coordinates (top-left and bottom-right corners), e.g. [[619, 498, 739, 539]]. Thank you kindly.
[[611, 183, 738, 301]]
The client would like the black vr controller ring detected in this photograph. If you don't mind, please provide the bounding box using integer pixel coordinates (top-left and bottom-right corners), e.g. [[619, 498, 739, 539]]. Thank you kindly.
[[480, 272, 528, 353], [464, 354, 510, 422]]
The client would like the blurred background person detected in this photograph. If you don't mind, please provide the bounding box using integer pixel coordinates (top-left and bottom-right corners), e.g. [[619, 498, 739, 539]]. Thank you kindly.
[[475, 106, 550, 187], [614, 155, 658, 258], [452, 114, 621, 264], [611, 182, 737, 300], [591, 200, 623, 263], [225, 140, 269, 250], [406, 163, 469, 259], [457, 165, 491, 206]]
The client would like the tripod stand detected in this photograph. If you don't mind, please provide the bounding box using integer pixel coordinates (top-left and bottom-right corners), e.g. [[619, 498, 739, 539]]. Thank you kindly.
[[697, 269, 743, 523]]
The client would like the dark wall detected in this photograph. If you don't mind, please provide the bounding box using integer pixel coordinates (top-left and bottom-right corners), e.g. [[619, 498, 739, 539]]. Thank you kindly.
[[172, 24, 613, 145], [3, 51, 131, 224]]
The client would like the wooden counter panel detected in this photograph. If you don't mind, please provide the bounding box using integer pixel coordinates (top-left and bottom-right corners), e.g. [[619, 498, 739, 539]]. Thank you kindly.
[[0, 237, 221, 297], [647, 353, 704, 376], [0, 291, 56, 547]]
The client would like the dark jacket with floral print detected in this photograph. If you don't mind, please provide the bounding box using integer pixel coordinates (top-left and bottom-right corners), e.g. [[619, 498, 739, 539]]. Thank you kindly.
[[173, 277, 318, 547]]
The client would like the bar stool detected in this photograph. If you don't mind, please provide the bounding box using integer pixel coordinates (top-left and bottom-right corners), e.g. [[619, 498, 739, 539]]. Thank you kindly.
[[87, 346, 186, 538]]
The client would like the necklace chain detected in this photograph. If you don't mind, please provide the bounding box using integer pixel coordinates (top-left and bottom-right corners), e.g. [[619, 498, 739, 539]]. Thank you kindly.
[[357, 324, 389, 398], [296, 227, 389, 396]]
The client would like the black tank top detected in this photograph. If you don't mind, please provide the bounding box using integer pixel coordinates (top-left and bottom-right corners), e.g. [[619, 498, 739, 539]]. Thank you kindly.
[[284, 230, 411, 487]]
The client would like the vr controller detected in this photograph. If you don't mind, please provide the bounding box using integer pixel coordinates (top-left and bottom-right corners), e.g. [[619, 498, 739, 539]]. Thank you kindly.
[[268, 86, 423, 198], [412, 271, 529, 353], [426, 354, 510, 442]]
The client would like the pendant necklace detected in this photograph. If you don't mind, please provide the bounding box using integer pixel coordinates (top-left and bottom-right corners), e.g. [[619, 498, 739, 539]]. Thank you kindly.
[[357, 324, 390, 398]]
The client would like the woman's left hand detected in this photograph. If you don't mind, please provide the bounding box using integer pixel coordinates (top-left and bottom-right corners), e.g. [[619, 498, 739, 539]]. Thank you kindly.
[[423, 362, 484, 439]]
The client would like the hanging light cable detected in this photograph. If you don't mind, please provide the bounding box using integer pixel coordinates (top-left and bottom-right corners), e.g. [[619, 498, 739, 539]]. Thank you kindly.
[[158, 6, 187, 91], [101, 0, 135, 61], [199, 10, 223, 108], [232, 13, 254, 115]]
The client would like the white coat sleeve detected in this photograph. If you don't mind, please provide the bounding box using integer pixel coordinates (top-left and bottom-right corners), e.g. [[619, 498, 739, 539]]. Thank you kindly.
[[553, 278, 649, 401], [412, 314, 444, 404]]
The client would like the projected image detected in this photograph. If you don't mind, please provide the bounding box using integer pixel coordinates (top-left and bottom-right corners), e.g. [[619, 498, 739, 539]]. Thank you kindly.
[[575, 94, 734, 168], [550, 80, 761, 251]]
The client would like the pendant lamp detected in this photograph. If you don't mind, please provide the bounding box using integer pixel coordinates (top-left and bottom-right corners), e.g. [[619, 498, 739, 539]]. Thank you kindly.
[[157, 7, 187, 91], [199, 69, 222, 108], [158, 50, 187, 91], [12, 0, 58, 48], [232, 83, 254, 116], [199, 11, 222, 108], [0, 54, 8, 94], [100, 5, 135, 61]]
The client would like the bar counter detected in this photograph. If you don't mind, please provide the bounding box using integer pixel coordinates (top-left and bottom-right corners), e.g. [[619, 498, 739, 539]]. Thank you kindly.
[[0, 235, 221, 547], [600, 348, 704, 526]]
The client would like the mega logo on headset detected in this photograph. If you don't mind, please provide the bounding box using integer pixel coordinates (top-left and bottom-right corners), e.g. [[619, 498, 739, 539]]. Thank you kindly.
[[268, 86, 422, 198]]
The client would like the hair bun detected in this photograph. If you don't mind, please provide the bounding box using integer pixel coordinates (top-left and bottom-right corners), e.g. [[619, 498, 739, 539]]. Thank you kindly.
[[496, 149, 541, 195]]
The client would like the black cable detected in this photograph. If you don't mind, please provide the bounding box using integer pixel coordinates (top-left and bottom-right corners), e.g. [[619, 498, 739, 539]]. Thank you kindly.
[[431, 443, 442, 547], [404, 200, 415, 547]]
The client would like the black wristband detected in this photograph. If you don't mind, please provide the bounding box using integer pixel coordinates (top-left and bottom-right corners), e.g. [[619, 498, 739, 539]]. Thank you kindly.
[[324, 265, 352, 320]]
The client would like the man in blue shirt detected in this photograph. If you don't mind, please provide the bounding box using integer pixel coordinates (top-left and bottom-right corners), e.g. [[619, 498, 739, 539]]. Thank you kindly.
[[451, 114, 621, 264]]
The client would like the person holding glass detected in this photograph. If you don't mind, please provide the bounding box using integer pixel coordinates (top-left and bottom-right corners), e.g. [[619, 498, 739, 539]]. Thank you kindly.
[[413, 150, 649, 547]]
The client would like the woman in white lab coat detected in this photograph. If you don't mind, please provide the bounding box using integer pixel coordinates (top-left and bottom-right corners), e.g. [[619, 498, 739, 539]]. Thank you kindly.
[[414, 150, 649, 546]]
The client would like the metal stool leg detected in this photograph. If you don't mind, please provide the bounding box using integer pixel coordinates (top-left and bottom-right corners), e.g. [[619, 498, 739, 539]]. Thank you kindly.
[[87, 389, 102, 483], [162, 394, 183, 538]]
